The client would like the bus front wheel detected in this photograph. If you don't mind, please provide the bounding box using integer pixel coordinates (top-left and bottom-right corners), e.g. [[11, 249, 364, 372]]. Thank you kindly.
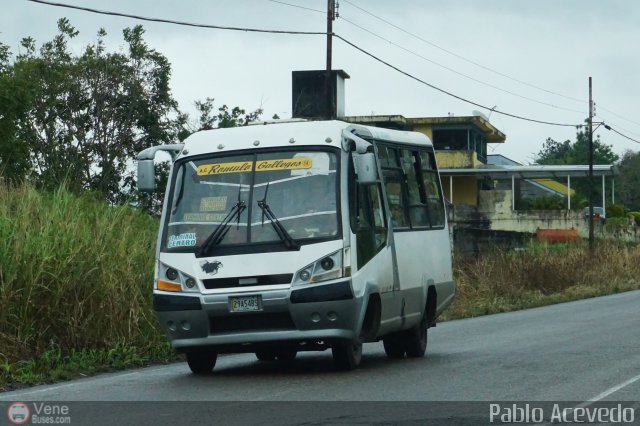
[[332, 341, 362, 370], [255, 350, 277, 361], [186, 349, 218, 374], [275, 349, 297, 362]]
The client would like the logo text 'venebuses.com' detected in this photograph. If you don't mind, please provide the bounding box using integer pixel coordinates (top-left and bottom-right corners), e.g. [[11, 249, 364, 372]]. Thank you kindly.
[[7, 402, 72, 425]]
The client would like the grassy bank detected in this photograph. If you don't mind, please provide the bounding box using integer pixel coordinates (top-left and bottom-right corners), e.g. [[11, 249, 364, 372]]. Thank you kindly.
[[0, 184, 173, 391], [0, 184, 638, 390], [443, 241, 640, 320]]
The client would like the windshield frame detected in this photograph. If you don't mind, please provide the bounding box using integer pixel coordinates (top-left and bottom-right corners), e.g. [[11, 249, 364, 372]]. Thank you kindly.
[[160, 146, 342, 256]]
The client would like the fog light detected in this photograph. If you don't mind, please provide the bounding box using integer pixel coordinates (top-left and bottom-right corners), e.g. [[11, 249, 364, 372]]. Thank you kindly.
[[299, 269, 311, 281], [166, 268, 179, 281], [185, 277, 196, 288]]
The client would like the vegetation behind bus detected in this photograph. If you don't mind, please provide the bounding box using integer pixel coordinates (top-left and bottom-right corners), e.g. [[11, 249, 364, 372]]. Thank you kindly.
[[1, 183, 638, 390]]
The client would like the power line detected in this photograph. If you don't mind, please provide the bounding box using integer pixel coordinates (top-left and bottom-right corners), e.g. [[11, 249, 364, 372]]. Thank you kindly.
[[343, 0, 639, 135], [334, 35, 579, 127], [268, 0, 324, 14], [339, 15, 586, 116], [597, 117, 640, 139], [597, 104, 640, 129], [28, 0, 581, 128], [27, 0, 327, 35], [341, 0, 586, 105], [605, 125, 640, 144]]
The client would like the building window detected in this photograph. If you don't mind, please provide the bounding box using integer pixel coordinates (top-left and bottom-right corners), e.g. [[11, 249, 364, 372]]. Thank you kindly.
[[432, 129, 469, 151]]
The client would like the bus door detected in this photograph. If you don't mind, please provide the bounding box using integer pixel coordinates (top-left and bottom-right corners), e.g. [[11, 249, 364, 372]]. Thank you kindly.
[[348, 150, 401, 331]]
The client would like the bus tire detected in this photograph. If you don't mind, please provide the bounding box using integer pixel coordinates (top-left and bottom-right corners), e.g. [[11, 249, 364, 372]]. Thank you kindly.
[[275, 349, 297, 362], [255, 350, 277, 361], [405, 310, 428, 358], [186, 349, 218, 374], [383, 333, 406, 359], [332, 341, 362, 370]]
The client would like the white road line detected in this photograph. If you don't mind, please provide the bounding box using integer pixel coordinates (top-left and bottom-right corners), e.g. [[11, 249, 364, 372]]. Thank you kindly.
[[577, 372, 640, 408], [537, 373, 640, 426]]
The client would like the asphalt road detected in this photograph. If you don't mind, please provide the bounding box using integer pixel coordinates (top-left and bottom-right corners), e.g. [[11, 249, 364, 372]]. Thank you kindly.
[[2, 290, 639, 425]]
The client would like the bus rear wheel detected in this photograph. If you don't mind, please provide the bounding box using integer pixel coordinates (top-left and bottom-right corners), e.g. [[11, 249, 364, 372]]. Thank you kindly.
[[405, 310, 428, 358], [186, 349, 218, 374], [383, 332, 406, 359], [332, 341, 362, 370]]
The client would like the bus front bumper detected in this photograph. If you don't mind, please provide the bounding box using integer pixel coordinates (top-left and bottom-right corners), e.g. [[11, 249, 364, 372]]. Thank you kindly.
[[153, 278, 364, 352]]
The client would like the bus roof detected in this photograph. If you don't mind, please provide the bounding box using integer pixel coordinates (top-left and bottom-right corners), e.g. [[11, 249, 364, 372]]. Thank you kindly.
[[179, 120, 432, 158]]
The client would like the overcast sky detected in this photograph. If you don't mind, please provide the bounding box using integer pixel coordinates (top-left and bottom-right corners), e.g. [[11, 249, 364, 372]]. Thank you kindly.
[[4, 0, 640, 164]]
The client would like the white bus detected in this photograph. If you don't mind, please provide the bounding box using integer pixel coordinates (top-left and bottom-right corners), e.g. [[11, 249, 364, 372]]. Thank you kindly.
[[137, 120, 454, 373]]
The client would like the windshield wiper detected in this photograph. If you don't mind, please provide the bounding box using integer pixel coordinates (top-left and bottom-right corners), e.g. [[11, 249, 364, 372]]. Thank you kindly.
[[256, 183, 299, 250], [198, 191, 246, 257]]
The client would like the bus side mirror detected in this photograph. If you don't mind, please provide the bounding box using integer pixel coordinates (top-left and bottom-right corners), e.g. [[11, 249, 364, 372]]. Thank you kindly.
[[137, 160, 156, 193], [355, 153, 378, 185]]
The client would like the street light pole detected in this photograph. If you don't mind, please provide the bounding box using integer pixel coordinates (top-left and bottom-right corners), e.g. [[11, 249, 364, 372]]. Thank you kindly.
[[588, 77, 594, 250], [325, 0, 335, 120]]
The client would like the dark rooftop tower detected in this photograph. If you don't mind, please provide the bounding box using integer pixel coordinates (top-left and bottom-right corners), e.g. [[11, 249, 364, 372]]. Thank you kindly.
[[291, 70, 349, 120]]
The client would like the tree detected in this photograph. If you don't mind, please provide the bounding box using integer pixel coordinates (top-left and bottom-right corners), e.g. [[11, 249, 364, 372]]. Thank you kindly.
[[2, 19, 263, 214], [615, 150, 640, 211], [5, 19, 181, 204], [0, 42, 37, 183], [535, 129, 619, 166], [185, 97, 262, 134], [534, 129, 619, 208]]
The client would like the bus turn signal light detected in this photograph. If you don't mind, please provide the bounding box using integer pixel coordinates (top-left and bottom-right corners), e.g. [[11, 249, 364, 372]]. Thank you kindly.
[[157, 280, 182, 292]]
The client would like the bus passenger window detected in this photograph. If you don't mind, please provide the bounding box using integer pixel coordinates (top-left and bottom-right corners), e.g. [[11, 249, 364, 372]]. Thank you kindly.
[[419, 151, 445, 228], [384, 178, 409, 229], [368, 185, 387, 249]]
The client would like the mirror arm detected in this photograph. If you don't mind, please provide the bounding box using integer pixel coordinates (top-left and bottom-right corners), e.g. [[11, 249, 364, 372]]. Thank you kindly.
[[137, 143, 185, 162], [341, 130, 373, 154]]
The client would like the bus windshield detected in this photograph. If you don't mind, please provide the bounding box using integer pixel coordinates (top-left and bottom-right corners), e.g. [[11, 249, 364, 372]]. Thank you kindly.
[[162, 150, 339, 252]]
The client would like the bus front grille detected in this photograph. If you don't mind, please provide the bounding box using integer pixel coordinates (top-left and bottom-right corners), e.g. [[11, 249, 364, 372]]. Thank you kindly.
[[203, 274, 293, 289]]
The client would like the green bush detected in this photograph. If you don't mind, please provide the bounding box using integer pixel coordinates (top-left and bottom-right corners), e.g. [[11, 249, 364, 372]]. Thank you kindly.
[[606, 204, 626, 218], [630, 212, 640, 226], [604, 217, 629, 234], [519, 194, 565, 210]]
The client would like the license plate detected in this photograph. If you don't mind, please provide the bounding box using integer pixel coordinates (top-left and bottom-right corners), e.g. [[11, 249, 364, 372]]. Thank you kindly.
[[229, 295, 262, 312]]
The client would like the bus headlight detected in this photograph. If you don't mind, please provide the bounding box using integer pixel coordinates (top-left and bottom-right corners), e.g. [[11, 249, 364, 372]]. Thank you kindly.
[[158, 263, 199, 292], [165, 268, 179, 281], [293, 250, 342, 285]]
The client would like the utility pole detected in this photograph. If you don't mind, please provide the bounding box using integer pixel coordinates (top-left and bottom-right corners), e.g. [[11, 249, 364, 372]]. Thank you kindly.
[[588, 77, 594, 250], [325, 0, 336, 119]]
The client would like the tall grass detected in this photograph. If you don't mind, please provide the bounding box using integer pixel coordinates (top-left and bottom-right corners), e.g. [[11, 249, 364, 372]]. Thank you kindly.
[[0, 184, 170, 388], [445, 240, 640, 319]]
